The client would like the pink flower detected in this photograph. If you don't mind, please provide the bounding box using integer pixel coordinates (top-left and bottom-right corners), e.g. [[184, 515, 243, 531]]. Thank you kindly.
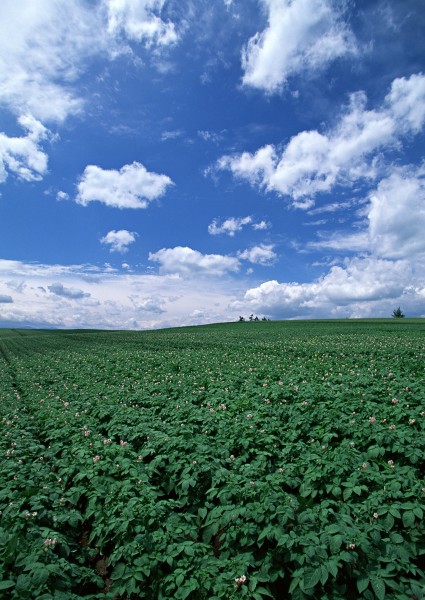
[[93, 455, 100, 463], [373, 512, 379, 519], [392, 398, 398, 404], [120, 440, 127, 446], [369, 417, 376, 423]]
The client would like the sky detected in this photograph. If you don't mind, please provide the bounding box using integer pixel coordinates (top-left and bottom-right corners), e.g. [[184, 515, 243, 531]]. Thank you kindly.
[[0, 0, 425, 329]]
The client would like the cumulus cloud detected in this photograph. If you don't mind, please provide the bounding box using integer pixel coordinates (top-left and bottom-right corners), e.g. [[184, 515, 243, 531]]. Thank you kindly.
[[148, 246, 240, 276], [0, 115, 52, 183], [76, 161, 173, 209], [100, 229, 138, 253], [241, 0, 358, 93], [0, 295, 13, 303], [242, 257, 414, 318], [106, 0, 178, 47], [238, 244, 277, 265], [48, 283, 91, 300], [305, 165, 425, 259], [218, 73, 425, 203], [368, 167, 425, 259]]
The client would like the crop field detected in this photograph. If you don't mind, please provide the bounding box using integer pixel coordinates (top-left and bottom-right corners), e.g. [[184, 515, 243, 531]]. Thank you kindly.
[[0, 320, 424, 599]]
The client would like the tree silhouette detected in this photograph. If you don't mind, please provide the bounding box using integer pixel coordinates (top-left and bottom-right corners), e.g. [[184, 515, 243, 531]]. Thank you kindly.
[[392, 307, 405, 318]]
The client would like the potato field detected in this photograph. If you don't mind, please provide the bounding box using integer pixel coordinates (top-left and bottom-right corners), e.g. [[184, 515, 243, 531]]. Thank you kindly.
[[0, 320, 424, 599]]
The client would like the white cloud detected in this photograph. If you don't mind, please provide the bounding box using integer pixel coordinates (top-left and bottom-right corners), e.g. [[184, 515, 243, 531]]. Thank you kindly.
[[208, 216, 271, 236], [0, 0, 179, 125], [208, 216, 252, 236], [305, 165, 425, 260], [252, 220, 270, 230], [106, 0, 178, 47], [76, 161, 173, 209], [241, 0, 358, 93], [238, 244, 277, 265], [0, 259, 248, 329], [148, 246, 240, 276], [368, 167, 425, 259], [0, 0, 103, 123], [56, 191, 69, 201], [218, 73, 425, 202], [100, 229, 138, 253], [0, 115, 53, 183], [241, 256, 417, 318]]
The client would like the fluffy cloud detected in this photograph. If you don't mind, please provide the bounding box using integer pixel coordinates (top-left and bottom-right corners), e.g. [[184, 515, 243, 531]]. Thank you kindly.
[[106, 0, 178, 46], [241, 0, 357, 93], [208, 216, 252, 236], [0, 115, 52, 183], [218, 73, 425, 202], [48, 283, 91, 300], [241, 257, 416, 318], [306, 165, 425, 259], [368, 168, 425, 259], [100, 230, 138, 253], [76, 162, 173, 209], [148, 246, 240, 276], [238, 244, 277, 265]]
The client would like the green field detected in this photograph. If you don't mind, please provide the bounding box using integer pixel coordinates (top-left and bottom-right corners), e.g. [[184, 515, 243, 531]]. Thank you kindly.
[[0, 320, 424, 599]]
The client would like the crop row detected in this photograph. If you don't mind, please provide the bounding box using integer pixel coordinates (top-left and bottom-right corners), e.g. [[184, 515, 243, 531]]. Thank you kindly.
[[0, 322, 424, 599]]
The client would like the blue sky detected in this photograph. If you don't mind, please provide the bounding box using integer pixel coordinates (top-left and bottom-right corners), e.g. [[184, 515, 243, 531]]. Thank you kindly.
[[0, 0, 425, 329]]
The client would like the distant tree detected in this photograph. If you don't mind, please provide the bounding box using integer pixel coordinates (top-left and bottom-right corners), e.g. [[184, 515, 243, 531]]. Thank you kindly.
[[249, 314, 254, 321], [254, 316, 259, 321], [392, 307, 405, 318], [262, 317, 267, 321], [238, 316, 245, 322]]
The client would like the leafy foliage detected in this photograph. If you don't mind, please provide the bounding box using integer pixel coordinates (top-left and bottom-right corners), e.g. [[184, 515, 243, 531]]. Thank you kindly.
[[0, 320, 424, 598]]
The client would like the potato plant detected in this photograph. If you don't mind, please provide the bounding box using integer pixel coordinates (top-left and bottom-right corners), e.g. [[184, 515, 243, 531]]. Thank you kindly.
[[0, 320, 424, 599]]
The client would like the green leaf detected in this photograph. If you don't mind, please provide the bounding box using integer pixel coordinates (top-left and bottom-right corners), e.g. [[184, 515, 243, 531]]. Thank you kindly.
[[371, 576, 385, 600], [402, 511, 415, 528], [357, 576, 370, 594], [0, 580, 15, 590], [303, 567, 322, 590], [329, 534, 343, 553], [413, 507, 423, 519]]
